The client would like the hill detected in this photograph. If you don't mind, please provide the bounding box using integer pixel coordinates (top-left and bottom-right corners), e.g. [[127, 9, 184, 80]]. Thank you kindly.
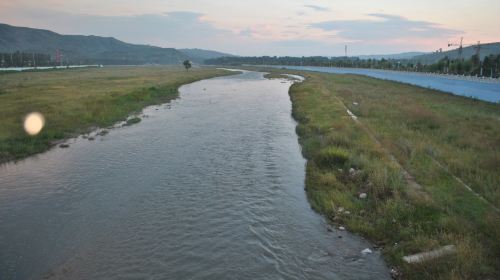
[[0, 23, 230, 65], [412, 42, 500, 64], [179, 48, 234, 61], [358, 52, 426, 60]]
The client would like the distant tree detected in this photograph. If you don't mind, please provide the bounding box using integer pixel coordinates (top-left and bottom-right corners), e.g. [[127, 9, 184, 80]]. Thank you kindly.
[[496, 55, 500, 78], [183, 60, 192, 71], [204, 54, 500, 77], [456, 60, 464, 75], [483, 55, 493, 77]]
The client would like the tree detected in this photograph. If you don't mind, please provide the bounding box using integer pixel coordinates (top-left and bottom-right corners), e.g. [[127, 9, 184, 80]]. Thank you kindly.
[[470, 54, 483, 76], [496, 55, 500, 78], [483, 55, 493, 77], [183, 60, 192, 71]]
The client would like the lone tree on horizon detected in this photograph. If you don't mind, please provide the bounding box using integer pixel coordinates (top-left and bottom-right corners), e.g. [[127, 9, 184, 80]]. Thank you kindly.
[[183, 60, 192, 71]]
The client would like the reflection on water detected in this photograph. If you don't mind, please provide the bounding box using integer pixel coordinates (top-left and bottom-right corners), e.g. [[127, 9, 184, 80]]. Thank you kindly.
[[0, 71, 390, 279]]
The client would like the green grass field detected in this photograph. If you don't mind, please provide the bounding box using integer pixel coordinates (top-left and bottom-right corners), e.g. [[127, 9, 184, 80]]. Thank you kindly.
[[0, 66, 232, 163], [266, 70, 500, 279]]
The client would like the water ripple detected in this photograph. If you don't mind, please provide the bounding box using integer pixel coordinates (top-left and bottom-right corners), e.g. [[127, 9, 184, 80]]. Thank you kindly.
[[0, 71, 390, 279]]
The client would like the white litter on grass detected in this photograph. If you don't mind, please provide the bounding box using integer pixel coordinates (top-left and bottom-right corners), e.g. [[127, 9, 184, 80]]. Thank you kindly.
[[338, 226, 346, 231], [346, 109, 358, 120], [402, 245, 456, 264]]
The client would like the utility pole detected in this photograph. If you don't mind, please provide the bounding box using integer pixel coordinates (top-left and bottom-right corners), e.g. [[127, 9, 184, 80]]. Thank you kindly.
[[345, 45, 347, 57], [459, 37, 463, 60], [475, 41, 481, 58], [55, 49, 62, 66], [475, 41, 482, 76]]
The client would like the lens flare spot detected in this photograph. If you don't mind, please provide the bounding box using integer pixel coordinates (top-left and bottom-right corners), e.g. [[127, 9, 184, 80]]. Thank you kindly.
[[24, 112, 45, 136]]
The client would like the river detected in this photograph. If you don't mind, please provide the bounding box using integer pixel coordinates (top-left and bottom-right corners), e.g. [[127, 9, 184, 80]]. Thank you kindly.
[[271, 65, 500, 103], [0, 71, 390, 279]]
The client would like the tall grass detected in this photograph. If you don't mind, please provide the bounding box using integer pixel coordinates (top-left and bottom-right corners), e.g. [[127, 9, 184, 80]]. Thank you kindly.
[[282, 69, 500, 279], [0, 66, 233, 162]]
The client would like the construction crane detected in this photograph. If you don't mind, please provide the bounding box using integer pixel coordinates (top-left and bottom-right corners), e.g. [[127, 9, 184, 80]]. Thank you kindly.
[[448, 37, 464, 59], [448, 38, 484, 75], [447, 37, 481, 61]]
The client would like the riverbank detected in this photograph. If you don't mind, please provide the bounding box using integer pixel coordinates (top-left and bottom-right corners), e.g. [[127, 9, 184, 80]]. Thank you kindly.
[[264, 69, 500, 279], [267, 65, 500, 103], [0, 66, 233, 163]]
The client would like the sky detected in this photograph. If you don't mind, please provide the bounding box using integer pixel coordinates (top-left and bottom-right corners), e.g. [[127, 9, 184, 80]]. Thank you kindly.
[[1, 0, 499, 56]]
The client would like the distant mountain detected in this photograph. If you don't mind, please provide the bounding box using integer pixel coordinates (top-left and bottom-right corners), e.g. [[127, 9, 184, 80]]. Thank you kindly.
[[358, 52, 426, 60], [0, 23, 231, 65], [412, 42, 500, 64], [354, 43, 500, 64], [179, 48, 234, 61]]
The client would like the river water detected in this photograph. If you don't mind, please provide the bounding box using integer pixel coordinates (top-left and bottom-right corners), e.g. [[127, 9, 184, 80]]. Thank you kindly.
[[0, 71, 390, 279], [272, 65, 500, 103]]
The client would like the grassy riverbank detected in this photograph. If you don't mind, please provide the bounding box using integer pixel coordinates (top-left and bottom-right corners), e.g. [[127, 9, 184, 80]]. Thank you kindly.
[[266, 69, 500, 279], [0, 66, 232, 163]]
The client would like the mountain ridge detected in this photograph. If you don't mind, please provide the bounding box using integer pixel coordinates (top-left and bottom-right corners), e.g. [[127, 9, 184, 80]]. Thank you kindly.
[[411, 42, 500, 64], [0, 23, 232, 65], [357, 52, 426, 60]]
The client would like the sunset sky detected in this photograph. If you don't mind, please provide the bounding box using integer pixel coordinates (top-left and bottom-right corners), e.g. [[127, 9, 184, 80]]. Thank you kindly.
[[1, 0, 499, 56]]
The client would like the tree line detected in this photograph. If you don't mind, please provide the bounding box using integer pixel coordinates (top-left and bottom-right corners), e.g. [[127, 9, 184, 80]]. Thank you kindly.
[[205, 54, 500, 78], [0, 51, 53, 68]]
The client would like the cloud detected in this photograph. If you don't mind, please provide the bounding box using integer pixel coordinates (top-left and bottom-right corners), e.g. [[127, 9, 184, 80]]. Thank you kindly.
[[303, 5, 330, 12], [310, 13, 461, 41], [0, 7, 331, 55], [238, 27, 253, 37], [0, 6, 464, 56], [272, 39, 333, 50]]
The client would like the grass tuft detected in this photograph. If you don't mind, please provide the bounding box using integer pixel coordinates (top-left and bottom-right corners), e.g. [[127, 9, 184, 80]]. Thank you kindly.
[[315, 146, 349, 168], [124, 117, 141, 126]]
